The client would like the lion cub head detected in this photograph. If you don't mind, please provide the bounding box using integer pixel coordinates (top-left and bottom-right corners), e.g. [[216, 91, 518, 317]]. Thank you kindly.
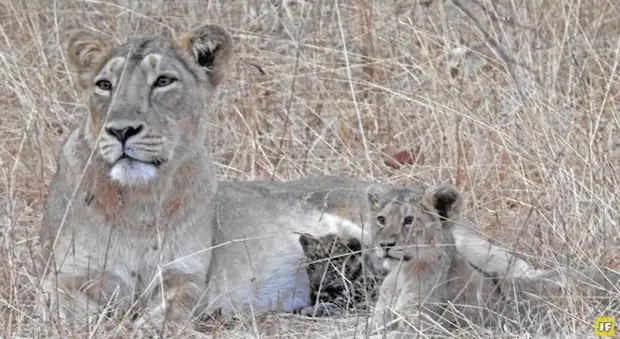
[[298, 234, 364, 301], [66, 24, 233, 187], [297, 233, 388, 316], [367, 184, 463, 270]]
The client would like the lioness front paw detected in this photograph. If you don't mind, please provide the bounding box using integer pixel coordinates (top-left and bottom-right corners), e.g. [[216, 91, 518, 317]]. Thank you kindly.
[[132, 300, 194, 338]]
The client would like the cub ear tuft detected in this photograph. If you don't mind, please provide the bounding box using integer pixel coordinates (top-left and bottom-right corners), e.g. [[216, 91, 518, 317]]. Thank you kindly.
[[367, 184, 388, 210], [422, 183, 463, 223], [67, 30, 111, 89], [298, 233, 319, 256], [179, 24, 233, 87]]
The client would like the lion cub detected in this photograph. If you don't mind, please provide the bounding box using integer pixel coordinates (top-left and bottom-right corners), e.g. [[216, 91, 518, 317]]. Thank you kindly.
[[297, 233, 388, 317], [365, 184, 620, 335], [368, 184, 503, 334]]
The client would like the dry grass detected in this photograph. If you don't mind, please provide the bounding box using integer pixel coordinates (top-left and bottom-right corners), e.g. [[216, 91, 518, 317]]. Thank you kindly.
[[1, 0, 619, 337]]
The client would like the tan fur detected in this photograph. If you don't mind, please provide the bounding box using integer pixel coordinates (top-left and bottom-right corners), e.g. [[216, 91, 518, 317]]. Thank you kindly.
[[66, 30, 110, 90], [86, 165, 122, 223], [178, 25, 233, 87], [87, 102, 103, 138]]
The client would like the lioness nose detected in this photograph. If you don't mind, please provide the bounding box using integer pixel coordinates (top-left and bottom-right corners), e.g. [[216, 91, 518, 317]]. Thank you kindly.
[[105, 125, 143, 143]]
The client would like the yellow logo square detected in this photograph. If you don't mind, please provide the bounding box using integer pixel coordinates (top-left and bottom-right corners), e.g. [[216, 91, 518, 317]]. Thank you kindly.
[[595, 316, 615, 337]]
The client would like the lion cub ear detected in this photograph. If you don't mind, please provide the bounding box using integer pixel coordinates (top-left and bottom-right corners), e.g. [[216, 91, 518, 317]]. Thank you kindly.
[[422, 184, 463, 225], [179, 24, 233, 87], [298, 233, 320, 256], [67, 30, 111, 90], [367, 184, 388, 210]]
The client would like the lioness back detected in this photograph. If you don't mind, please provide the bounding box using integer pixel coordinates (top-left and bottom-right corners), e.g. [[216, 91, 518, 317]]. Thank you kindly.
[[296, 233, 387, 317]]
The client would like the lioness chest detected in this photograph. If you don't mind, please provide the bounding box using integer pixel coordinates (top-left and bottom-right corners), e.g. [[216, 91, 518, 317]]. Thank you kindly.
[[53, 193, 213, 293]]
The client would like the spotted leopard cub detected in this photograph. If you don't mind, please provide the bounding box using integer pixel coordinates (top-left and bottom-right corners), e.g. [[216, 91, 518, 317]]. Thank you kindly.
[[298, 233, 387, 317]]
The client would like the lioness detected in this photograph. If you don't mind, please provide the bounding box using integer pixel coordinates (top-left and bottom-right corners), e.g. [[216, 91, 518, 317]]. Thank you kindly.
[[38, 25, 370, 333]]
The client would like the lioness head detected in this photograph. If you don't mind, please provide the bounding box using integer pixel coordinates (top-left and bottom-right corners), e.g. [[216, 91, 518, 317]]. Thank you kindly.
[[367, 184, 463, 269], [67, 24, 233, 186]]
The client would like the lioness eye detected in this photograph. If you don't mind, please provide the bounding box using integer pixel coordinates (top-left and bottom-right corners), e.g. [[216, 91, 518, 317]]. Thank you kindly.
[[377, 216, 386, 225], [153, 75, 177, 88], [95, 79, 112, 91], [403, 216, 413, 225]]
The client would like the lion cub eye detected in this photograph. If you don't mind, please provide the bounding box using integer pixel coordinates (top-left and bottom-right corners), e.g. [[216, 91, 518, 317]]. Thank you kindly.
[[95, 79, 112, 91], [153, 75, 177, 88], [403, 216, 413, 226], [377, 216, 386, 225]]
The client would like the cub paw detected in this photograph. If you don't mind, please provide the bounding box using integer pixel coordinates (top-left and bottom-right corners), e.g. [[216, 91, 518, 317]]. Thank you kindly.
[[299, 303, 345, 317]]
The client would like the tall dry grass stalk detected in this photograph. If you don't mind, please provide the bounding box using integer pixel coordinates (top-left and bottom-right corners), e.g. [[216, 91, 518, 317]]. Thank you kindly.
[[0, 0, 618, 337]]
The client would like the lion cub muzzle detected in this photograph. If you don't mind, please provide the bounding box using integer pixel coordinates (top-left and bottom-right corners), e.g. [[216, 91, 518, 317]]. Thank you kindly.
[[380, 241, 413, 264]]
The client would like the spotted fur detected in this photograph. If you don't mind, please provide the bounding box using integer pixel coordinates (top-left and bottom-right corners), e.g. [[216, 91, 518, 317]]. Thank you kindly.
[[297, 233, 388, 317]]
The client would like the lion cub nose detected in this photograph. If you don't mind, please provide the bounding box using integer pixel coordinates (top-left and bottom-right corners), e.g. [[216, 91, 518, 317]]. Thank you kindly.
[[380, 241, 396, 249], [105, 125, 143, 143]]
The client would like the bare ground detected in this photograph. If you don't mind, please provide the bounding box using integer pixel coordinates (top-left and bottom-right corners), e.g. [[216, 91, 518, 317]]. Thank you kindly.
[[1, 0, 619, 338]]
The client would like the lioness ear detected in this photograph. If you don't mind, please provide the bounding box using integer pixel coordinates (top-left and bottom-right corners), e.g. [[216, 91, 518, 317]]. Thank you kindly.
[[179, 24, 233, 87], [298, 233, 320, 256], [422, 184, 463, 223], [67, 30, 111, 90]]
